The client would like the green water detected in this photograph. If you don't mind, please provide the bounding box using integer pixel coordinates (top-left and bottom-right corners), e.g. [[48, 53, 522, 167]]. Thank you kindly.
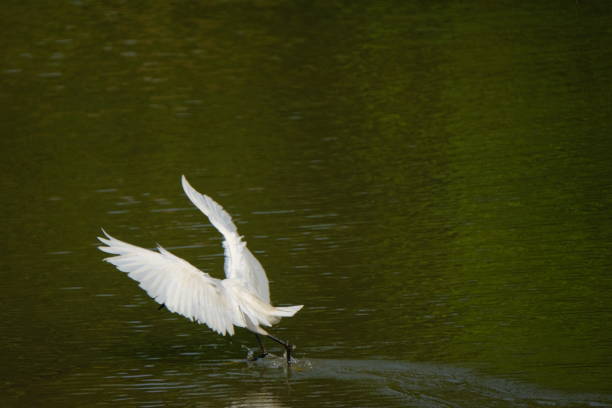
[[2, 1, 612, 406]]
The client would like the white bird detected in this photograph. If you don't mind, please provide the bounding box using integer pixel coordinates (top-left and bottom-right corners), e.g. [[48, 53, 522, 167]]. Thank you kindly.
[[98, 175, 303, 363]]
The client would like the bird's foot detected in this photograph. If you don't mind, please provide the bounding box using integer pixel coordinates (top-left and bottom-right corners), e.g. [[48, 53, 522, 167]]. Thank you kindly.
[[285, 343, 296, 364], [246, 349, 270, 361], [245, 345, 267, 361]]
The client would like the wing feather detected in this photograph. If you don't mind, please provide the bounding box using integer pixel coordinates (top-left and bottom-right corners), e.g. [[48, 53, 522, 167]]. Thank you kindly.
[[181, 176, 271, 303], [181, 175, 237, 236], [98, 231, 236, 336]]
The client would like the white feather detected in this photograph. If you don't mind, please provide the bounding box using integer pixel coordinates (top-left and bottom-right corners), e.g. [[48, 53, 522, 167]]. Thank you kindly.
[[97, 176, 303, 338], [181, 175, 271, 303]]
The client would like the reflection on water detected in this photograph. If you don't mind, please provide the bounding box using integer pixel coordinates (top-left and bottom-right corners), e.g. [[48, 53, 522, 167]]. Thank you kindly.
[[228, 393, 289, 408], [2, 0, 612, 407], [7, 354, 611, 408]]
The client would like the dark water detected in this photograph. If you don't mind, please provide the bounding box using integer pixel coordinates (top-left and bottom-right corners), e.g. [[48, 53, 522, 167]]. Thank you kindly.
[[2, 1, 612, 406]]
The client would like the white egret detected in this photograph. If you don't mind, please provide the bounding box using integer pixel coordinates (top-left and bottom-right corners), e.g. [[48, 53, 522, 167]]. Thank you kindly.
[[98, 176, 303, 363]]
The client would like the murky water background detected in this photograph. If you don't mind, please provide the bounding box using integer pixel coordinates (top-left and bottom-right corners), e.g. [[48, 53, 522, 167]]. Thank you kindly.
[[2, 1, 612, 406]]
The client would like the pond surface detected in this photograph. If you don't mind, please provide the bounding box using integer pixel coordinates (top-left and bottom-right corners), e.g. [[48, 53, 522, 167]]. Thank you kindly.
[[2, 1, 612, 407]]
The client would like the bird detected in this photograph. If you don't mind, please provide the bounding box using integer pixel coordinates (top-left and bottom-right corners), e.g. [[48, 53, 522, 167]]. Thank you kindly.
[[97, 175, 303, 363]]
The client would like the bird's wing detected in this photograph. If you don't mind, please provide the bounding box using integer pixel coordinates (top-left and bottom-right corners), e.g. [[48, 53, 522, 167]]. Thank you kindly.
[[181, 175, 271, 303], [98, 231, 238, 336]]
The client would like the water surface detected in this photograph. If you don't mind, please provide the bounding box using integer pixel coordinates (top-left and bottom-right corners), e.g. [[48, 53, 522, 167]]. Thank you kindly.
[[2, 1, 612, 406]]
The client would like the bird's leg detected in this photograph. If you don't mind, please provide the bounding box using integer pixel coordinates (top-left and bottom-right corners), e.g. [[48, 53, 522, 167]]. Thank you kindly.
[[254, 334, 267, 358], [266, 333, 295, 364]]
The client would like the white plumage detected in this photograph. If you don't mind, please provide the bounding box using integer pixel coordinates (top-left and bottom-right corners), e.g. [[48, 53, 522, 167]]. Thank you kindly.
[[98, 176, 303, 340]]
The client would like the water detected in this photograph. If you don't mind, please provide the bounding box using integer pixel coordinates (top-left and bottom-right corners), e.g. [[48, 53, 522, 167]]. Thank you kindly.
[[2, 1, 612, 406]]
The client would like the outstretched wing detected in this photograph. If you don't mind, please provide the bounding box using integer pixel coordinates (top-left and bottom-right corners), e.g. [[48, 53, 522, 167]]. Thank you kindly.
[[181, 175, 271, 303], [98, 230, 238, 336]]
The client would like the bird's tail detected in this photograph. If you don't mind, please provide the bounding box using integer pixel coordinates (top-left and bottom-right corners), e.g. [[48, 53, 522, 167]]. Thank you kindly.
[[272, 305, 303, 317]]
